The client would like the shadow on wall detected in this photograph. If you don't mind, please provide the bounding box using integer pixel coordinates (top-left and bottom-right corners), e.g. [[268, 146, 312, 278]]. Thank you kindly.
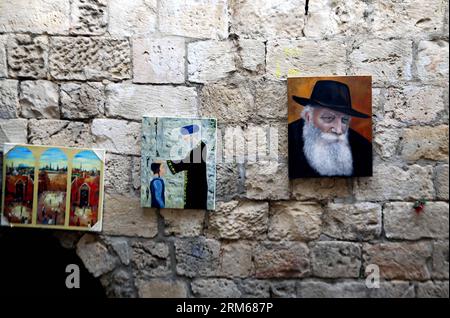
[[0, 228, 106, 298]]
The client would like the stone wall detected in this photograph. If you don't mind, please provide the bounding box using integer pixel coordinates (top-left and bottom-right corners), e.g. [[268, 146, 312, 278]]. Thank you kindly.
[[0, 0, 448, 298]]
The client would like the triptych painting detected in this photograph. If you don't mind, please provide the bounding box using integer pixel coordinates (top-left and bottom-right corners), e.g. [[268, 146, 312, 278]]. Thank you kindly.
[[1, 144, 105, 232]]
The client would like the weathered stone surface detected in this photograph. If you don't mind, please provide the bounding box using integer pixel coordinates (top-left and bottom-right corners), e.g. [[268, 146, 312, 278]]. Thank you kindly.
[[354, 164, 434, 201], [400, 125, 449, 161], [101, 269, 137, 298], [133, 37, 185, 84], [323, 203, 382, 241], [0, 35, 6, 78], [382, 86, 447, 126], [19, 80, 59, 119], [175, 238, 221, 277], [49, 37, 131, 81], [131, 156, 141, 191], [218, 242, 254, 277], [231, 0, 305, 40], [373, 127, 401, 158], [292, 178, 351, 201], [102, 271, 134, 297], [239, 40, 266, 72], [70, 0, 107, 35], [432, 241, 449, 279], [109, 0, 157, 37], [368, 281, 416, 298], [105, 237, 131, 266], [161, 209, 205, 237], [363, 242, 432, 281], [254, 80, 287, 120], [0, 80, 18, 119], [105, 84, 198, 120], [216, 163, 242, 200], [208, 201, 269, 240], [188, 40, 236, 84], [245, 162, 290, 200], [29, 119, 93, 147], [417, 40, 449, 82], [303, 0, 369, 37], [435, 164, 449, 200], [200, 82, 254, 124], [253, 242, 310, 278], [0, 0, 70, 34], [349, 39, 413, 84], [131, 241, 171, 277], [159, 0, 228, 40], [91, 119, 140, 155], [0, 119, 27, 145], [239, 280, 270, 298], [269, 202, 323, 241], [311, 242, 361, 278], [136, 279, 188, 298], [7, 35, 48, 79], [267, 39, 346, 80], [221, 124, 282, 164], [222, 126, 245, 163], [371, 0, 446, 37], [298, 281, 415, 298], [61, 82, 105, 119], [270, 281, 297, 298], [417, 281, 449, 298], [191, 279, 241, 298], [103, 194, 158, 238], [76, 234, 117, 277], [272, 122, 288, 160], [384, 202, 449, 240], [105, 154, 132, 194]]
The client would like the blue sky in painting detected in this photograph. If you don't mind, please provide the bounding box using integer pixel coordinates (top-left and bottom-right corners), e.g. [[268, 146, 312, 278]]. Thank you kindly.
[[39, 148, 68, 169], [6, 146, 35, 167], [73, 150, 100, 170]]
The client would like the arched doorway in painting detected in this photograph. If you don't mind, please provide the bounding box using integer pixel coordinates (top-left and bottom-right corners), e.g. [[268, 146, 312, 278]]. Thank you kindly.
[[15, 180, 25, 202], [79, 184, 90, 208]]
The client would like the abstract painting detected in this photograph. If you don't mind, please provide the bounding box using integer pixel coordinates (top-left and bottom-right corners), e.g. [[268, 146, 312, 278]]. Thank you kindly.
[[141, 117, 217, 210], [288, 76, 373, 178], [1, 144, 105, 232]]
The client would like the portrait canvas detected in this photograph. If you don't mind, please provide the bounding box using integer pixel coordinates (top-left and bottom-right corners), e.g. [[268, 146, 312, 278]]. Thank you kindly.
[[288, 76, 373, 179], [141, 117, 217, 210], [1, 144, 105, 232]]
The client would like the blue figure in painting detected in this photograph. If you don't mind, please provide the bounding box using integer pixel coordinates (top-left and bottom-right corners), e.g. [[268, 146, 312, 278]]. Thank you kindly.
[[150, 162, 165, 209], [167, 124, 208, 210]]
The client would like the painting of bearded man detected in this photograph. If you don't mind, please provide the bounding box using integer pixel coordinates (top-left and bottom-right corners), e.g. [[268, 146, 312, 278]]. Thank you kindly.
[[288, 76, 372, 178]]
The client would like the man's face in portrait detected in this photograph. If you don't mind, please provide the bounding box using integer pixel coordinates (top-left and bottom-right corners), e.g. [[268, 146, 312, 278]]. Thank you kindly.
[[302, 106, 354, 176], [306, 107, 351, 136]]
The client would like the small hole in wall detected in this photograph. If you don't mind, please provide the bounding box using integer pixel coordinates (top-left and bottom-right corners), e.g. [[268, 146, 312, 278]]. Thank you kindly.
[[0, 228, 106, 297]]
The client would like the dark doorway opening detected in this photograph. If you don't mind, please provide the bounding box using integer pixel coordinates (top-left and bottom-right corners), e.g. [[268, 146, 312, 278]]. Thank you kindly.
[[0, 228, 106, 298], [15, 180, 24, 201], [80, 184, 89, 208]]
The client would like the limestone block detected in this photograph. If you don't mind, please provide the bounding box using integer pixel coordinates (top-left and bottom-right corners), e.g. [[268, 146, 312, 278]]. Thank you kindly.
[[133, 37, 185, 84], [20, 80, 59, 119], [49, 37, 131, 81], [159, 0, 228, 40], [109, 0, 157, 37]]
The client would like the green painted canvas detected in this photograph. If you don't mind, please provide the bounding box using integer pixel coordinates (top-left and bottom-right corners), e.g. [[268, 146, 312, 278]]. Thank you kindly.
[[141, 117, 217, 210]]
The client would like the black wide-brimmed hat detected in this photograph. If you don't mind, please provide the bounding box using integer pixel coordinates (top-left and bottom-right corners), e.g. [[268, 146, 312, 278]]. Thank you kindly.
[[293, 80, 370, 118]]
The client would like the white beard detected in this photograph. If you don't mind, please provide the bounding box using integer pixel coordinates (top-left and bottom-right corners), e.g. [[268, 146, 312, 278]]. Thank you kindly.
[[302, 121, 353, 176]]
